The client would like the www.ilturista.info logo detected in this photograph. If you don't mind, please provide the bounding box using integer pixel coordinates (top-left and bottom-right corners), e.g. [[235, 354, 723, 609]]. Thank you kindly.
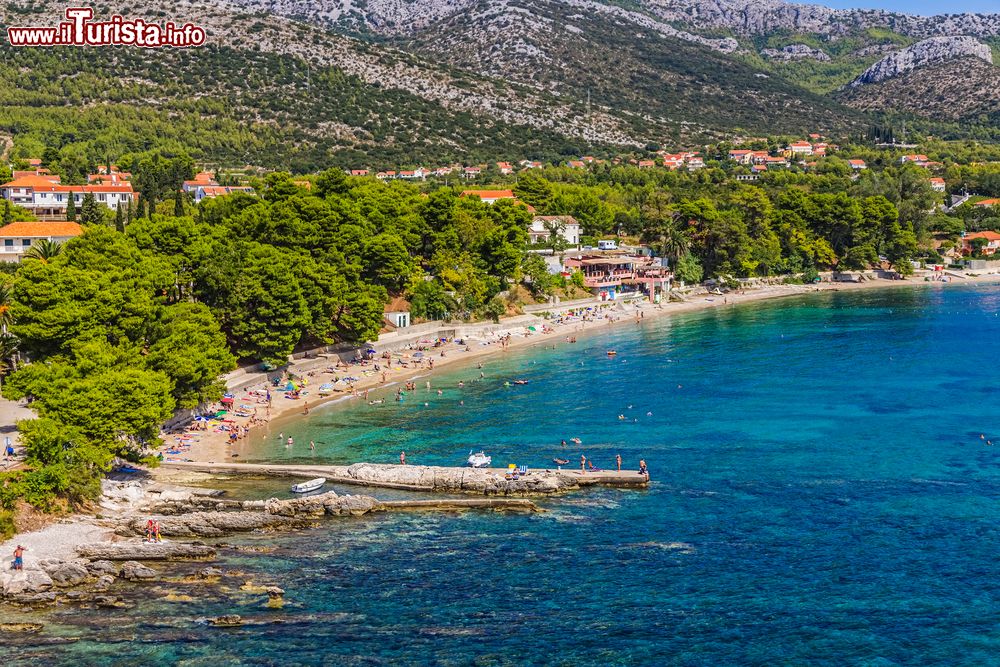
[[7, 7, 206, 47]]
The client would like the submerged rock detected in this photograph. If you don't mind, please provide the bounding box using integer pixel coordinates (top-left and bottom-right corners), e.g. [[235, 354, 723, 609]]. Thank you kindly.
[[208, 614, 243, 627], [0, 622, 43, 633]]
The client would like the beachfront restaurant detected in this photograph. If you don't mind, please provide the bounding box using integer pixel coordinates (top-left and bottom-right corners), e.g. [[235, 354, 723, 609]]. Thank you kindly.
[[563, 255, 671, 302]]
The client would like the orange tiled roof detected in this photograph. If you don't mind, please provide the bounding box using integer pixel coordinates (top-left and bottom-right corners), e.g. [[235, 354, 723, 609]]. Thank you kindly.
[[965, 231, 1000, 241], [460, 189, 515, 199], [0, 221, 84, 238]]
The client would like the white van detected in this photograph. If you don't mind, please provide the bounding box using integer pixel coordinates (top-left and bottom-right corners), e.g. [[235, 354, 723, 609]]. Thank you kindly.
[[597, 239, 618, 251]]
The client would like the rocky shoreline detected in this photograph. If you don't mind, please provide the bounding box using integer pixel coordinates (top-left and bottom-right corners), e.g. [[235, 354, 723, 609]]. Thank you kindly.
[[0, 484, 537, 610]]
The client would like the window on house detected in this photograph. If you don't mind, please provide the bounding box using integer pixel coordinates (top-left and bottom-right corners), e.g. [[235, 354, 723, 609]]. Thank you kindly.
[[22, 239, 31, 247], [3, 240, 12, 248], [97, 194, 106, 202]]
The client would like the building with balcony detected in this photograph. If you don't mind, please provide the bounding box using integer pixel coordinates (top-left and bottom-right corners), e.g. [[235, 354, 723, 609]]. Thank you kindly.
[[562, 254, 671, 302], [0, 221, 84, 262], [0, 175, 136, 219]]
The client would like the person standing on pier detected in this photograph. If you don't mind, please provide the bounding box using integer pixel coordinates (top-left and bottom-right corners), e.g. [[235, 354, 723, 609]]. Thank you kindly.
[[400, 451, 407, 465], [616, 454, 622, 471], [639, 459, 648, 478], [580, 454, 586, 473]]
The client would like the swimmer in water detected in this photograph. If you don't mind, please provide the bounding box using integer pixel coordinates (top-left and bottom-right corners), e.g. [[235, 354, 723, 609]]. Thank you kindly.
[[287, 437, 293, 446], [310, 440, 315, 450]]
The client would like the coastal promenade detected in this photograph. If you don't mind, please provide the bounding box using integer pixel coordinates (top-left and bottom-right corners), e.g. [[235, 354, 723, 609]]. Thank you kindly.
[[160, 461, 650, 495]]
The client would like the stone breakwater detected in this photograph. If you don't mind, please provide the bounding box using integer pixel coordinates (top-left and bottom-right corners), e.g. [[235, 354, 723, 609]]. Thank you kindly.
[[0, 489, 537, 607], [161, 461, 650, 495]]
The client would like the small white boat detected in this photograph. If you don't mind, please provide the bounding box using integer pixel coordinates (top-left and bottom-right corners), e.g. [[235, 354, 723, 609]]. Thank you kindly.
[[467, 451, 492, 468], [291, 477, 326, 493]]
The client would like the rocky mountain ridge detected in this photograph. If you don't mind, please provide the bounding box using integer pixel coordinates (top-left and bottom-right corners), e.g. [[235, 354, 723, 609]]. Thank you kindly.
[[848, 36, 994, 87]]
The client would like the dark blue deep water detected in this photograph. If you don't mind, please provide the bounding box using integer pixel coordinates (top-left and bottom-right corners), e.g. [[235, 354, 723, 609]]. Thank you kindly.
[[11, 285, 1000, 665]]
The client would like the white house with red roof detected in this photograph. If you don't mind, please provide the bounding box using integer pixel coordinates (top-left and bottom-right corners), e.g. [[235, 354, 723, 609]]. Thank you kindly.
[[789, 141, 813, 155], [928, 178, 946, 192], [974, 198, 1000, 208], [848, 159, 867, 171], [0, 175, 136, 218], [900, 154, 930, 166], [0, 221, 84, 262], [182, 171, 217, 193], [193, 185, 255, 204], [962, 231, 1000, 255], [460, 189, 516, 204], [529, 215, 580, 246]]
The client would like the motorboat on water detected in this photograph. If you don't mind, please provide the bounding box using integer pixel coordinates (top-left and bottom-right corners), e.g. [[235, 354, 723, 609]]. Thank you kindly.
[[467, 451, 492, 468], [606, 350, 617, 356], [291, 477, 326, 494]]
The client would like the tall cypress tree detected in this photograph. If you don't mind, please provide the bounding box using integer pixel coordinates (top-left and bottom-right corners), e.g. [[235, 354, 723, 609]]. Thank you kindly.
[[114, 205, 125, 232], [174, 190, 184, 217], [65, 194, 76, 222]]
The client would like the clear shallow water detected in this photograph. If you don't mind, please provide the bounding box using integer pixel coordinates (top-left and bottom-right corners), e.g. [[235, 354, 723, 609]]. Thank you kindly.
[[11, 284, 1000, 665]]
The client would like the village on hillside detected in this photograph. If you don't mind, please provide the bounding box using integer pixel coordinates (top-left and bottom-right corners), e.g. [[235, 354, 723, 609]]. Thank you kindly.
[[0, 134, 998, 315]]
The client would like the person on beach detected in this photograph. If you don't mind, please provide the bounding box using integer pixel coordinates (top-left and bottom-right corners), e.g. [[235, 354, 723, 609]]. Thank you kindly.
[[580, 454, 586, 473], [303, 402, 309, 415], [146, 519, 155, 542], [153, 520, 162, 543], [12, 545, 25, 570], [616, 454, 622, 471], [400, 451, 406, 465], [639, 459, 648, 477]]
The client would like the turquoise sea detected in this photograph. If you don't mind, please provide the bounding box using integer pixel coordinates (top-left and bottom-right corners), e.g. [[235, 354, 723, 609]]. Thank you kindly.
[[10, 284, 1000, 665]]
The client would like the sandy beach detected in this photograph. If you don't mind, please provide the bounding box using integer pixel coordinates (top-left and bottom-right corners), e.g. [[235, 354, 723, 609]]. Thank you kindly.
[[160, 273, 1000, 465]]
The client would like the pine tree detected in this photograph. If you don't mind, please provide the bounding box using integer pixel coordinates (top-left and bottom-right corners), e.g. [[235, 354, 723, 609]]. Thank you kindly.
[[80, 193, 101, 225], [114, 205, 125, 233], [174, 190, 184, 217], [2, 201, 12, 225], [65, 194, 76, 222]]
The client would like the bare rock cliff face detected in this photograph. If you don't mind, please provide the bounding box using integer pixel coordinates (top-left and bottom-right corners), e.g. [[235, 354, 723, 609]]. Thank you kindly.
[[848, 36, 994, 87], [638, 0, 1000, 39]]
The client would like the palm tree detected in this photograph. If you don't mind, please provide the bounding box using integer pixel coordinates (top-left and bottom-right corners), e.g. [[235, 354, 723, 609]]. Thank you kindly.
[[0, 332, 19, 387], [23, 239, 62, 264], [0, 282, 11, 334], [647, 213, 690, 267]]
